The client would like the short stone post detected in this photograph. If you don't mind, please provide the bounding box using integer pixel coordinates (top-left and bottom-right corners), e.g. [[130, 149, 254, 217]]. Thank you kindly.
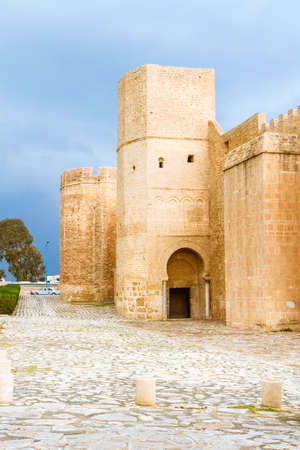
[[0, 350, 14, 404], [136, 376, 156, 407], [262, 379, 282, 409]]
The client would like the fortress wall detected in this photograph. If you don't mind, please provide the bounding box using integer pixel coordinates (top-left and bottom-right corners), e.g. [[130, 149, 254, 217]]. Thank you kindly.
[[116, 66, 149, 318], [115, 139, 148, 318], [60, 168, 98, 302], [262, 106, 300, 134], [224, 133, 300, 330], [116, 64, 216, 320], [94, 167, 117, 301], [207, 113, 267, 322], [224, 139, 266, 329], [208, 120, 226, 320], [146, 65, 215, 139], [222, 113, 266, 151], [60, 167, 117, 304], [262, 135, 300, 330], [117, 65, 148, 147]]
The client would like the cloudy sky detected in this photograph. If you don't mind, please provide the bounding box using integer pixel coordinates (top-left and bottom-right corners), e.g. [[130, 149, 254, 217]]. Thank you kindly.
[[1, 0, 299, 279]]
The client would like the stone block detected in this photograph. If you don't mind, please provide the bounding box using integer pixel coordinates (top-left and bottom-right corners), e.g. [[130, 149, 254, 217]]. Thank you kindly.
[[136, 376, 156, 407], [262, 379, 282, 409], [0, 373, 13, 404], [136, 298, 144, 306]]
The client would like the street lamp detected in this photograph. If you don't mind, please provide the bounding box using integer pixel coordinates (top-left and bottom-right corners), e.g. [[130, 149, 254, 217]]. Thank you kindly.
[[44, 241, 50, 289]]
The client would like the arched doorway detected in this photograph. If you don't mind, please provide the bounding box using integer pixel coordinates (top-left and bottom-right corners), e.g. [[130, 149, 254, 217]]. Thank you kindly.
[[167, 248, 204, 319]]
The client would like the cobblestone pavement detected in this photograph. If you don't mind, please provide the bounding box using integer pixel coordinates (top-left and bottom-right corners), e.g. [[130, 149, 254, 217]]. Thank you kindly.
[[0, 295, 298, 449]]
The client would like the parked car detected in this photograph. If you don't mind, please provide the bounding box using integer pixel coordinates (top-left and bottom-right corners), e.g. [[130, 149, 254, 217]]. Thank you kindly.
[[31, 287, 60, 295]]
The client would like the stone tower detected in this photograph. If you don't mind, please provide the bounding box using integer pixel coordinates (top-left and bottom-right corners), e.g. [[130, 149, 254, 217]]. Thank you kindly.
[[60, 167, 116, 303], [115, 64, 215, 319]]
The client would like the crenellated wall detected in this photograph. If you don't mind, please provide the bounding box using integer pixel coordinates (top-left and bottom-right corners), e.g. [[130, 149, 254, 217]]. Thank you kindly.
[[224, 133, 300, 330], [261, 106, 300, 135], [208, 103, 300, 330], [60, 167, 116, 304]]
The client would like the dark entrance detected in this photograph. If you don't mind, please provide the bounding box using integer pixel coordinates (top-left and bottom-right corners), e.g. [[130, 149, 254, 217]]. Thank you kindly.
[[169, 288, 190, 318]]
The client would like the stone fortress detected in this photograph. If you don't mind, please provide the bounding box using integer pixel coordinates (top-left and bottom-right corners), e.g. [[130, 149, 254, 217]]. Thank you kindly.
[[60, 64, 300, 331]]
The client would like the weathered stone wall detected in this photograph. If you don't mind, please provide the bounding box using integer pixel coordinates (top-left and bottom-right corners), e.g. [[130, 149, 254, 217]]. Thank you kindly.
[[207, 113, 267, 322], [60, 167, 116, 303], [208, 120, 226, 320], [261, 106, 300, 135], [116, 64, 216, 320], [224, 132, 300, 330], [222, 113, 266, 151], [95, 168, 117, 301]]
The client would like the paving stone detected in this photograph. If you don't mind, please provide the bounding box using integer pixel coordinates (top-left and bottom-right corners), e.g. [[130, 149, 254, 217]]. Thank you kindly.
[[0, 440, 34, 449], [0, 294, 296, 448]]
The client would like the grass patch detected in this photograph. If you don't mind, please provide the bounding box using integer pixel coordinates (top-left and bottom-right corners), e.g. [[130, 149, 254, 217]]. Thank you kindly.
[[230, 404, 257, 413], [0, 284, 20, 315], [230, 404, 280, 413], [0, 340, 14, 347], [13, 365, 53, 374], [259, 407, 279, 412]]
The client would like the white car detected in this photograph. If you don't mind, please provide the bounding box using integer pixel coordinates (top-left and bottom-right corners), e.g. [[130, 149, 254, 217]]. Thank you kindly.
[[31, 287, 60, 295]]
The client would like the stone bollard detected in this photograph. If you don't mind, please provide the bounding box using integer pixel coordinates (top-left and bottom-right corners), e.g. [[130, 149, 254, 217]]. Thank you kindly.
[[136, 376, 156, 407], [262, 379, 282, 409], [0, 350, 13, 404]]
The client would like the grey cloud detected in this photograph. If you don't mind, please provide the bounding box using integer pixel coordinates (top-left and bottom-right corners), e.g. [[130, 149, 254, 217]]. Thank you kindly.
[[1, 0, 300, 278]]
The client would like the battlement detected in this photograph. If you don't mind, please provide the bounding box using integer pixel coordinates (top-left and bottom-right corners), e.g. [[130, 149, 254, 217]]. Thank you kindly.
[[224, 132, 300, 171], [261, 106, 300, 135], [61, 167, 116, 188], [210, 105, 300, 155], [60, 167, 96, 188]]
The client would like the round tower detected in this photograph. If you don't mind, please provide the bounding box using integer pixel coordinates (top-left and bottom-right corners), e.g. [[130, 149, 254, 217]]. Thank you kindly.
[[60, 167, 99, 303]]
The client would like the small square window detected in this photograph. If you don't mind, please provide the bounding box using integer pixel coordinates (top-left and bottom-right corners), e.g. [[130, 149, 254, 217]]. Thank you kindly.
[[158, 157, 164, 168], [187, 155, 194, 163]]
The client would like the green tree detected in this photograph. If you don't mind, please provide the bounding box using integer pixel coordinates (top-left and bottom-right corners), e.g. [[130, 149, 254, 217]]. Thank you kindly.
[[0, 269, 5, 280], [6, 245, 45, 282], [0, 218, 33, 258], [0, 219, 45, 282]]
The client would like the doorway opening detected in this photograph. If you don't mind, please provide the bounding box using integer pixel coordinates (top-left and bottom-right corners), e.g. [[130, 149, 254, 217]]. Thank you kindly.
[[166, 247, 204, 319], [169, 288, 190, 318]]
